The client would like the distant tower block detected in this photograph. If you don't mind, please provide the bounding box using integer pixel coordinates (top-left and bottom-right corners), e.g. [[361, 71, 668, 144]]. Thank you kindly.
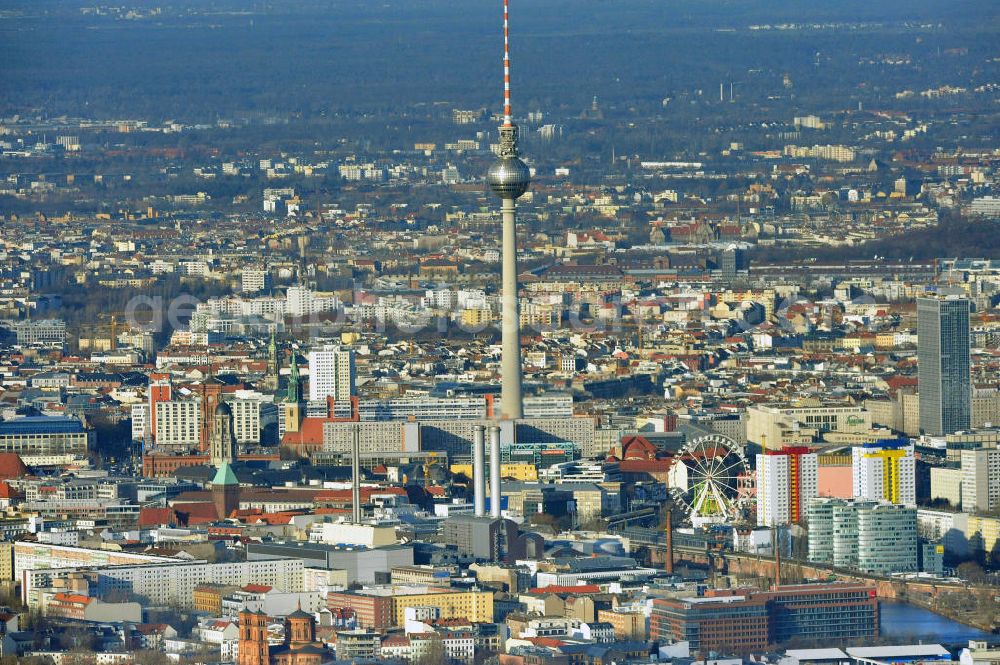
[[486, 0, 531, 421]]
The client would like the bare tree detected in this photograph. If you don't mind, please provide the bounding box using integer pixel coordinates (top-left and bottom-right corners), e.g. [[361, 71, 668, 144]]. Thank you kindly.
[[413, 635, 446, 665]]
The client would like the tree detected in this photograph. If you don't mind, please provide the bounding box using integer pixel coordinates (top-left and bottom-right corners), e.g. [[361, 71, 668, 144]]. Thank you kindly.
[[1, 657, 54, 665], [131, 651, 171, 665], [579, 517, 609, 532], [957, 561, 988, 584], [413, 635, 446, 665], [528, 512, 563, 535], [57, 626, 97, 652]]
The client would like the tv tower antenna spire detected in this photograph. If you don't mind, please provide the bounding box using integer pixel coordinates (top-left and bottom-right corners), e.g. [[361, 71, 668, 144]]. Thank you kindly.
[[487, 0, 530, 421], [502, 0, 513, 126]]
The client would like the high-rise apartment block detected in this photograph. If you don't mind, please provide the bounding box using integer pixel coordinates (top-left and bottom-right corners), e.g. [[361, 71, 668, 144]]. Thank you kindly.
[[961, 447, 1000, 513], [308, 345, 356, 402], [852, 439, 916, 506], [240, 265, 272, 294], [756, 447, 818, 526], [918, 296, 971, 435]]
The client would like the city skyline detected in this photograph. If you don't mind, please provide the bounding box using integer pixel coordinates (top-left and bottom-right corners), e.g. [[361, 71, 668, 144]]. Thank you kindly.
[[0, 0, 998, 662]]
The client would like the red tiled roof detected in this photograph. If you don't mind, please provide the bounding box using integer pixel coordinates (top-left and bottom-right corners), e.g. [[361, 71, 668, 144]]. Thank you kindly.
[[172, 502, 223, 524], [0, 453, 28, 480], [280, 418, 327, 446], [619, 459, 674, 473], [381, 635, 410, 647], [138, 507, 177, 527], [52, 593, 92, 605], [243, 584, 272, 593]]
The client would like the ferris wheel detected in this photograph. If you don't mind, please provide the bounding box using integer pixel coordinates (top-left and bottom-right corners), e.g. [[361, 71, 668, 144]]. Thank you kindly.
[[669, 433, 751, 527]]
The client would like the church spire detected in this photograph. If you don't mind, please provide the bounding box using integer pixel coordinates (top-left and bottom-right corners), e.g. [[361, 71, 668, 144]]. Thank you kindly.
[[264, 331, 280, 392], [283, 351, 301, 404]]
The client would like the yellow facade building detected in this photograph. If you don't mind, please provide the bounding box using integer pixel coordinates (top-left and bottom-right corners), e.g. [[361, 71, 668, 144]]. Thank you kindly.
[[387, 586, 494, 626], [450, 462, 538, 482]]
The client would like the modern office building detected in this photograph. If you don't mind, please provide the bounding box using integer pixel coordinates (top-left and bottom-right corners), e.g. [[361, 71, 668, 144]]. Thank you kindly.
[[756, 446, 818, 526], [856, 503, 919, 575], [308, 345, 356, 401], [918, 296, 971, 435], [720, 247, 748, 278], [247, 541, 413, 585], [765, 584, 879, 643], [0, 416, 91, 461], [650, 583, 878, 654], [650, 594, 770, 653], [851, 439, 916, 506], [806, 497, 836, 563], [810, 498, 869, 568], [808, 497, 918, 574], [441, 515, 504, 561]]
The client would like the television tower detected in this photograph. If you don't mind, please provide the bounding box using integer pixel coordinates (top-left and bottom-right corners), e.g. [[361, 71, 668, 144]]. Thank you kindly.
[[487, 0, 530, 420]]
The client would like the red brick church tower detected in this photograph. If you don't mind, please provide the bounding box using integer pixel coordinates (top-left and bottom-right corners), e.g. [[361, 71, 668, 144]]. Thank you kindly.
[[238, 607, 326, 665], [238, 610, 270, 665]]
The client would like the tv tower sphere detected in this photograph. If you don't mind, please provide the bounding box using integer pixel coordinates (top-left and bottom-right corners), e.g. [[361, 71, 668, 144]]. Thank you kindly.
[[487, 144, 530, 200]]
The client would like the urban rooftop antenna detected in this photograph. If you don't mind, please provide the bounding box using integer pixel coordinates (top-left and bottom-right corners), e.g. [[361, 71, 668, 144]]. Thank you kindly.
[[487, 0, 530, 420]]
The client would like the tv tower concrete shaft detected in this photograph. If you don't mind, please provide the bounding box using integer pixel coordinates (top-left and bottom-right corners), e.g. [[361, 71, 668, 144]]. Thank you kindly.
[[500, 196, 523, 419]]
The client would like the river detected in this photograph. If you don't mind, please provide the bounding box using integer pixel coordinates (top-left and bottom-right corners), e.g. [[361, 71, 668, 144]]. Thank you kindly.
[[880, 601, 992, 644]]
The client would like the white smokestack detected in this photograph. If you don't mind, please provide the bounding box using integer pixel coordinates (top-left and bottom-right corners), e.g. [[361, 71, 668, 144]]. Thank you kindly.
[[351, 425, 361, 524], [489, 425, 501, 518], [473, 425, 486, 517]]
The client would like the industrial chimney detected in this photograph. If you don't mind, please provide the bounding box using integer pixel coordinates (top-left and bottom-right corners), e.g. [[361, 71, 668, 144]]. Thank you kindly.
[[473, 425, 486, 517], [489, 425, 502, 518], [664, 508, 674, 575], [351, 425, 361, 524]]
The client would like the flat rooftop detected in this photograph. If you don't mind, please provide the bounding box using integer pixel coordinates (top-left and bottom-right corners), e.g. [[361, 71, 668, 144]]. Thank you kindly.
[[355, 584, 458, 597], [847, 645, 950, 661], [786, 648, 849, 661]]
